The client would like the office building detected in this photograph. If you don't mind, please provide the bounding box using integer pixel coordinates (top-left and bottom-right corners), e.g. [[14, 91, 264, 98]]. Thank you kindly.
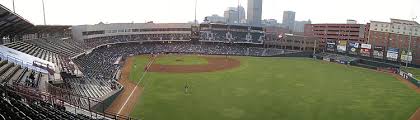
[[247, 0, 263, 26], [282, 11, 296, 30]]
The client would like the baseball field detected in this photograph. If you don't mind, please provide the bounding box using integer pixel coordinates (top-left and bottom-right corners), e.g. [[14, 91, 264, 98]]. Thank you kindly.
[[111, 54, 420, 120]]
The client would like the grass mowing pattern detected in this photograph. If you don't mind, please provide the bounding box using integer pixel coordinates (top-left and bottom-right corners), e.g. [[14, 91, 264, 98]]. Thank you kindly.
[[129, 55, 420, 120]]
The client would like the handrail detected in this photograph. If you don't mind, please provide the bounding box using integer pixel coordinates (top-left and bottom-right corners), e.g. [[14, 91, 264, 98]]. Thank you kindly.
[[4, 83, 135, 120]]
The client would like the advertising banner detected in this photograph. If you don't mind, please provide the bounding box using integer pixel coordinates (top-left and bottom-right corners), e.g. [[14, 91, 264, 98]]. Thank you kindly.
[[337, 40, 347, 53], [348, 42, 360, 55], [361, 44, 372, 49], [326, 41, 336, 52], [387, 48, 399, 61], [360, 44, 372, 57], [401, 50, 413, 63], [373, 46, 384, 59]]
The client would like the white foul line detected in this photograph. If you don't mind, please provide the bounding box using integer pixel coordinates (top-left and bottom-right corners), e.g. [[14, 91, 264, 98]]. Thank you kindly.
[[117, 55, 156, 114]]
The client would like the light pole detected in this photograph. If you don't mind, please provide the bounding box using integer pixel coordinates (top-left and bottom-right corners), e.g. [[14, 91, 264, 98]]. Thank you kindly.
[[313, 39, 317, 59], [12, 0, 15, 13], [42, 0, 46, 25], [406, 17, 417, 67], [194, 0, 198, 25]]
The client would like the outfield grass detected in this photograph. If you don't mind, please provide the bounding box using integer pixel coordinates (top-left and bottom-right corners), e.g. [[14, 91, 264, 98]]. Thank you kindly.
[[128, 56, 150, 81], [129, 55, 420, 120]]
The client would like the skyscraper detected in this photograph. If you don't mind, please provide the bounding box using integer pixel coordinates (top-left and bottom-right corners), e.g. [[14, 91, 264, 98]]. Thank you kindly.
[[223, 6, 246, 24], [237, 6, 246, 24], [282, 11, 296, 30], [293, 19, 311, 33], [224, 7, 239, 24], [247, 0, 262, 26]]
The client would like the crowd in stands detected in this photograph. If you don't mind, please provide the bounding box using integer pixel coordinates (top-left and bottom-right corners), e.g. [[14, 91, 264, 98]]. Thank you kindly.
[[70, 42, 289, 97], [83, 33, 191, 48], [76, 42, 288, 65], [0, 37, 293, 119], [316, 52, 359, 63], [200, 31, 264, 43]]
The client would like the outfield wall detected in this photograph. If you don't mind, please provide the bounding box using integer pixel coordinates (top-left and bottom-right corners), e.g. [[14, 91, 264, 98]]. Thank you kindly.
[[399, 70, 420, 88], [91, 84, 124, 113]]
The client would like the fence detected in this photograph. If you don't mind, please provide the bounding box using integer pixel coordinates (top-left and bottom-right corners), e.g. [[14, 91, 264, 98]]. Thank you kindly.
[[44, 82, 134, 119], [314, 53, 420, 88], [398, 70, 420, 88], [91, 82, 124, 113]]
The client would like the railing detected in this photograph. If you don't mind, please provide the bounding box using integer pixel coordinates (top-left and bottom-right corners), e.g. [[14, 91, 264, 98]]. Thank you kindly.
[[5, 83, 136, 120]]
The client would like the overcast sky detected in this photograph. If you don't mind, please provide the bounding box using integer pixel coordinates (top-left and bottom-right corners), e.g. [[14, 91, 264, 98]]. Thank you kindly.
[[1, 0, 419, 25]]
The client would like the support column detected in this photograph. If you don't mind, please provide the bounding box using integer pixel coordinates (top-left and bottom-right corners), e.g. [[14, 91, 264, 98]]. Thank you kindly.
[[0, 35, 3, 44]]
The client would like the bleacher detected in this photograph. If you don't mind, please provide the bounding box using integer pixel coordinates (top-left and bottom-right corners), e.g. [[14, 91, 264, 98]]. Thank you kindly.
[[3, 41, 80, 76], [63, 38, 88, 50], [0, 58, 45, 88], [316, 52, 359, 63], [24, 39, 79, 57], [248, 47, 266, 56], [2, 39, 119, 110], [0, 85, 98, 120], [65, 77, 114, 99]]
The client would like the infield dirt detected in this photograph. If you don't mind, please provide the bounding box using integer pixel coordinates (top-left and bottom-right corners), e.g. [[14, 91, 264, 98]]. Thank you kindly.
[[148, 56, 240, 73], [105, 57, 142, 117]]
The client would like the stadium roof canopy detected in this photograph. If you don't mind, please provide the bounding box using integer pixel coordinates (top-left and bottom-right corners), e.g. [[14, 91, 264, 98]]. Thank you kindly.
[[0, 4, 34, 37], [21, 25, 71, 34]]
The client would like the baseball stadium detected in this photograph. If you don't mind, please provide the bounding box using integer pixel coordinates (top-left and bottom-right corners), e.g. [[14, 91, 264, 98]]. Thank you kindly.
[[0, 1, 419, 120]]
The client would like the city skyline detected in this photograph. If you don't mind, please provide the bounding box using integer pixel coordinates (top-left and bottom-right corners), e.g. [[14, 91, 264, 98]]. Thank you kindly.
[[0, 0, 419, 25]]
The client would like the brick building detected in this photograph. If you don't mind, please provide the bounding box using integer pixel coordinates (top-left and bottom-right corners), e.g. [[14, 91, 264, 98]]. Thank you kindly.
[[304, 23, 367, 43], [264, 33, 320, 52], [367, 19, 420, 64], [304, 19, 420, 65]]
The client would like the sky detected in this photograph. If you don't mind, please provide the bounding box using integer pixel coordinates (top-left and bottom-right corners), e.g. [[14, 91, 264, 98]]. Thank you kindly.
[[0, 0, 419, 25]]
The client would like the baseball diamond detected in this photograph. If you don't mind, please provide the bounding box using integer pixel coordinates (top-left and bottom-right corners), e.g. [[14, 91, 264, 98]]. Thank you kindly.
[[0, 1, 419, 120], [107, 54, 420, 120]]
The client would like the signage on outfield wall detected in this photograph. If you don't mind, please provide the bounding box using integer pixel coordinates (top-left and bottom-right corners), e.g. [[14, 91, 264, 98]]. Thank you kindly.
[[348, 42, 360, 55], [373, 46, 384, 59], [337, 40, 347, 53], [326, 41, 336, 52], [400, 50, 413, 63], [361, 44, 372, 49], [360, 44, 372, 57], [387, 48, 399, 61]]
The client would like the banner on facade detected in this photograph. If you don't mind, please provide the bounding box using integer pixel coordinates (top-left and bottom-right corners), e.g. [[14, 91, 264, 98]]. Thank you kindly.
[[400, 50, 413, 63], [360, 44, 372, 57], [373, 46, 384, 59], [327, 41, 336, 52], [386, 48, 399, 61], [348, 42, 360, 55], [337, 40, 347, 53]]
